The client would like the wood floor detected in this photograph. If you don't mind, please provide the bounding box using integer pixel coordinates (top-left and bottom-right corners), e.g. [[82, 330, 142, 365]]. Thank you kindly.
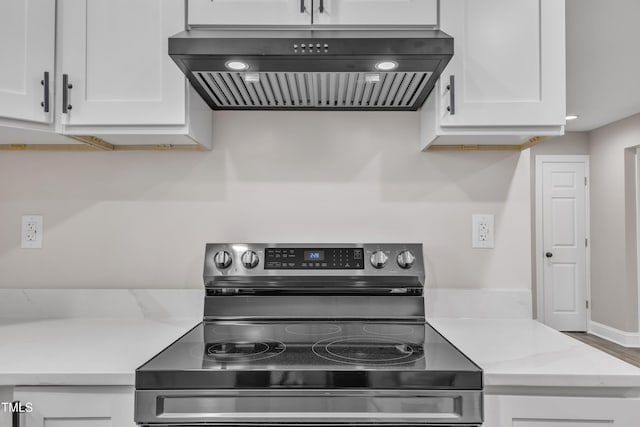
[[565, 332, 640, 368]]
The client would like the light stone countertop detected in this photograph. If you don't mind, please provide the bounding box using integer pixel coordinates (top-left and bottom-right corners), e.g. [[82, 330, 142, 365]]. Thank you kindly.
[[0, 317, 198, 386], [1, 316, 639, 389], [428, 318, 640, 389]]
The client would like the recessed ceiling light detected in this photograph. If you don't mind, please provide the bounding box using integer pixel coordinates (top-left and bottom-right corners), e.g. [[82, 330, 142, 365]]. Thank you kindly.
[[375, 61, 398, 71], [226, 61, 249, 71], [566, 114, 579, 121]]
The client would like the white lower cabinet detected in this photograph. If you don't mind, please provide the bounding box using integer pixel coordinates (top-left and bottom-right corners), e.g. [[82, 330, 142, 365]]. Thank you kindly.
[[13, 386, 135, 427], [484, 395, 640, 427]]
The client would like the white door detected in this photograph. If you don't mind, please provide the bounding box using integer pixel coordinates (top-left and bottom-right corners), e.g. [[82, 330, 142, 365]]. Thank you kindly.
[[0, 0, 55, 123], [313, 0, 437, 26], [438, 0, 565, 127], [14, 387, 135, 427], [58, 0, 186, 126], [536, 156, 589, 331], [188, 0, 312, 25]]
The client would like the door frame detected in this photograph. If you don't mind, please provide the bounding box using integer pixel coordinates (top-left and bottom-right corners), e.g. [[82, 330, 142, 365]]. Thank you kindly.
[[636, 148, 640, 333], [535, 155, 591, 328]]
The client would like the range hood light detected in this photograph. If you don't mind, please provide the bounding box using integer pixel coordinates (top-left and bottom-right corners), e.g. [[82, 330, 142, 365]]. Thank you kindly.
[[375, 61, 398, 71], [243, 73, 260, 83], [226, 61, 249, 71], [566, 114, 579, 121], [365, 73, 381, 83]]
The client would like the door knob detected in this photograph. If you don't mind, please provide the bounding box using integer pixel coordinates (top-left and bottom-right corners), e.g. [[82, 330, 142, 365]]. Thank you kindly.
[[545, 252, 553, 258]]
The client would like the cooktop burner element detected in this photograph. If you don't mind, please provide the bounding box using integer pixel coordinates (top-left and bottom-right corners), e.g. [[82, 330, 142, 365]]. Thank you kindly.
[[206, 341, 286, 361], [135, 243, 483, 427], [312, 335, 424, 365]]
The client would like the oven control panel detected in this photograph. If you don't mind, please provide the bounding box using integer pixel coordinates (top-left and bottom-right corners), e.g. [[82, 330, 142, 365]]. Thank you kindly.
[[264, 247, 364, 270], [204, 243, 425, 285]]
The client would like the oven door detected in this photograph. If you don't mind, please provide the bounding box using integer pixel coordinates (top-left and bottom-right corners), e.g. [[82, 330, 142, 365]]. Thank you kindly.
[[135, 389, 483, 426]]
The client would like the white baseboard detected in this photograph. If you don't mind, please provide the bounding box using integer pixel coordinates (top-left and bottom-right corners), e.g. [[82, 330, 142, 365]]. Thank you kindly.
[[589, 320, 640, 348]]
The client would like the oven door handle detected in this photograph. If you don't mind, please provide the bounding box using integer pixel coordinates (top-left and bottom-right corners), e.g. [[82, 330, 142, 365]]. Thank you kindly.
[[11, 401, 25, 427]]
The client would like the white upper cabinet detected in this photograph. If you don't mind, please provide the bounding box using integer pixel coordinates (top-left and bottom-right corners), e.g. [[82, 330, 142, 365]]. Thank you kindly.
[[188, 0, 437, 26], [440, 0, 564, 127], [313, 0, 438, 26], [0, 0, 213, 148], [421, 0, 566, 148], [189, 0, 312, 26], [59, 0, 186, 126], [0, 0, 55, 124]]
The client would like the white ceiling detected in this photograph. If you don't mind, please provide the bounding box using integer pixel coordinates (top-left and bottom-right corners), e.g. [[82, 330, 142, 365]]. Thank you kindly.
[[566, 0, 640, 131]]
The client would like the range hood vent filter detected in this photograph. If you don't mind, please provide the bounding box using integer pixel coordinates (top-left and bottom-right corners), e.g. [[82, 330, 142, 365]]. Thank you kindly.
[[194, 71, 433, 109]]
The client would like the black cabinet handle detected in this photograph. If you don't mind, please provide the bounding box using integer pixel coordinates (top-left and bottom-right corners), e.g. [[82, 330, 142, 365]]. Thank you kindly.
[[545, 252, 553, 258], [40, 71, 50, 112], [446, 75, 455, 115], [319, 0, 325, 13], [11, 401, 23, 427], [300, 0, 305, 13], [62, 74, 73, 113]]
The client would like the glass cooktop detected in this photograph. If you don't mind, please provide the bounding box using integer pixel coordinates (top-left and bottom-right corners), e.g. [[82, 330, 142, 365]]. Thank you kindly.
[[136, 322, 482, 390]]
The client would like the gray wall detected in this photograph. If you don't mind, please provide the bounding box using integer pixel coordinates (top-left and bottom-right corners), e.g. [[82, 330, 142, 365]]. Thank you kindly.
[[0, 111, 532, 290], [529, 121, 640, 333], [589, 114, 640, 332]]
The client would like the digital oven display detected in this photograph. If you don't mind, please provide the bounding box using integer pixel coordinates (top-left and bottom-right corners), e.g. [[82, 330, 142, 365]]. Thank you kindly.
[[304, 250, 325, 261], [264, 248, 364, 270]]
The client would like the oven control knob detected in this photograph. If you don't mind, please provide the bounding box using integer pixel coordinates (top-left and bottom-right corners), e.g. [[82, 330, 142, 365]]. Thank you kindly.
[[213, 250, 232, 269], [370, 251, 388, 269], [241, 250, 260, 269], [397, 250, 416, 269]]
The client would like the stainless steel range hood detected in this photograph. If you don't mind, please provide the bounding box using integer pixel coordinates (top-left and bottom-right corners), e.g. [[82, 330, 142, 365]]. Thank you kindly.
[[169, 29, 453, 111]]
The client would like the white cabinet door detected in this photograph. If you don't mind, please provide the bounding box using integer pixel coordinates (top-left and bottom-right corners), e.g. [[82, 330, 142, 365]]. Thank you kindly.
[[484, 395, 640, 427], [438, 0, 565, 127], [59, 0, 186, 126], [0, 0, 55, 124], [14, 387, 135, 427], [188, 0, 311, 26], [313, 0, 438, 26]]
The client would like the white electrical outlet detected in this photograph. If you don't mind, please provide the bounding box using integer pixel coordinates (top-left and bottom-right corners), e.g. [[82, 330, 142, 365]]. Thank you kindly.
[[21, 215, 43, 249], [472, 214, 494, 249]]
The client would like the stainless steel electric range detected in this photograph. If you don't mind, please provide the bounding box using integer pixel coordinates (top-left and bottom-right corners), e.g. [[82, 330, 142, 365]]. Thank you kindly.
[[135, 243, 483, 426]]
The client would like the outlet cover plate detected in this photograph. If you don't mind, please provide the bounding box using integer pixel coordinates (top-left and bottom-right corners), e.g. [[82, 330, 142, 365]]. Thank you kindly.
[[472, 214, 494, 249], [21, 215, 43, 249]]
